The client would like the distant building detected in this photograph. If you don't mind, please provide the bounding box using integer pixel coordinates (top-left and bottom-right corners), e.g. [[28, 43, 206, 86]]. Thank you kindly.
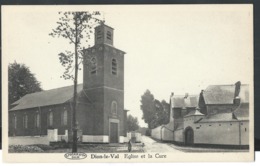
[[151, 81, 249, 147], [9, 23, 128, 144]]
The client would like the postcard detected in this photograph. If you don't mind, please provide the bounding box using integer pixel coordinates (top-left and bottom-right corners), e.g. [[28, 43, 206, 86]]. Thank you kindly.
[[2, 4, 254, 162]]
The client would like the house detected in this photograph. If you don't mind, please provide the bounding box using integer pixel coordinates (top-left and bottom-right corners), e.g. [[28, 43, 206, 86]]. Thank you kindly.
[[151, 81, 249, 148], [9, 23, 128, 144]]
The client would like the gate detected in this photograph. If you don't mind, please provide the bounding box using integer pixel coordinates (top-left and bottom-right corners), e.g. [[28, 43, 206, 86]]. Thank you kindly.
[[184, 127, 194, 145]]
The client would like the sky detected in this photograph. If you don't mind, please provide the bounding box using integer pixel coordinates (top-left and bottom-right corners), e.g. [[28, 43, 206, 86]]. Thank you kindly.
[[3, 5, 253, 127]]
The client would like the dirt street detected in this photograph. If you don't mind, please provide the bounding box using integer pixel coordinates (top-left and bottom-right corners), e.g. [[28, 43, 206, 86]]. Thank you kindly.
[[141, 136, 182, 153]]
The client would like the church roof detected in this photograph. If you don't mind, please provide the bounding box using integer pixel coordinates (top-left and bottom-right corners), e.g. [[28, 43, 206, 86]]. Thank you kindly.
[[171, 95, 199, 108], [10, 84, 83, 111], [203, 84, 249, 105]]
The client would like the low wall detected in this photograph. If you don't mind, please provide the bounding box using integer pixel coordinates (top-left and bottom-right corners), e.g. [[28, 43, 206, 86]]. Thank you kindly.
[[82, 135, 109, 143], [194, 121, 249, 145], [9, 136, 49, 145], [240, 121, 249, 145], [127, 132, 142, 142], [162, 122, 174, 141], [57, 130, 68, 142], [151, 126, 162, 140], [152, 123, 174, 141], [173, 129, 183, 142], [48, 129, 58, 142], [124, 136, 130, 143]]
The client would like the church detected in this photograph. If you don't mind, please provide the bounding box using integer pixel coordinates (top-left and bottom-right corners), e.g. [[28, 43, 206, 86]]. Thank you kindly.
[[9, 23, 128, 144]]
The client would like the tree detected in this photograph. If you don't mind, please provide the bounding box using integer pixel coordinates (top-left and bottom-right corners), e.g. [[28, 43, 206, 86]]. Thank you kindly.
[[8, 62, 42, 108], [127, 115, 140, 132], [154, 99, 163, 127], [49, 11, 101, 152], [141, 90, 170, 129], [160, 100, 170, 124], [140, 90, 156, 129], [153, 99, 170, 128]]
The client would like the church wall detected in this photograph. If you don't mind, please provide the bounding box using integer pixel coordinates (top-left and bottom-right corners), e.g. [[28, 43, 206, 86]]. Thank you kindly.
[[76, 103, 94, 135], [9, 108, 46, 136], [103, 88, 124, 136], [40, 104, 72, 136], [103, 46, 124, 90], [83, 46, 105, 90], [84, 88, 105, 135], [8, 103, 72, 137]]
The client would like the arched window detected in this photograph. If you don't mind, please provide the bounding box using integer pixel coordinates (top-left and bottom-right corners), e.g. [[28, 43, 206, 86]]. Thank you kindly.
[[107, 31, 112, 40], [23, 114, 28, 129], [64, 110, 68, 125], [90, 57, 97, 75], [111, 101, 117, 115], [48, 111, 53, 127], [13, 115, 17, 130], [35, 113, 40, 128], [112, 59, 117, 75], [61, 109, 68, 126]]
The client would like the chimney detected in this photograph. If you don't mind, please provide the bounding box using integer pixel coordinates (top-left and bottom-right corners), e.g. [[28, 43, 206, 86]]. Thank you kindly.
[[234, 81, 241, 105], [171, 92, 174, 97], [234, 81, 241, 98]]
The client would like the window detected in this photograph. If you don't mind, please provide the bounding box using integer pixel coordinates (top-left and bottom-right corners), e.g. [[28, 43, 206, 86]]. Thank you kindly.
[[90, 58, 97, 75], [13, 115, 17, 129], [48, 111, 53, 127], [107, 31, 112, 40], [35, 113, 40, 128], [23, 114, 28, 129], [111, 101, 117, 115], [61, 109, 68, 126], [97, 30, 102, 40], [112, 59, 117, 75]]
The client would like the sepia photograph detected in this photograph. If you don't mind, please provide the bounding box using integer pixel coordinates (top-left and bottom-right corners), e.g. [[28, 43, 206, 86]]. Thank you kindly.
[[2, 5, 254, 162]]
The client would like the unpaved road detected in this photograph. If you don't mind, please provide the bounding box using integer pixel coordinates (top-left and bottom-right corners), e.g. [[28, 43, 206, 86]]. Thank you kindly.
[[141, 136, 182, 153]]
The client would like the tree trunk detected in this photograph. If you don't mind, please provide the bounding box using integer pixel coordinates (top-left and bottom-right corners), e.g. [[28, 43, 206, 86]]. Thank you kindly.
[[72, 16, 79, 153]]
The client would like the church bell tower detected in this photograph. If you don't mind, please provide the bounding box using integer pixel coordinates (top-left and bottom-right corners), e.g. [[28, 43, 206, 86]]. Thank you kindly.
[[82, 23, 126, 143]]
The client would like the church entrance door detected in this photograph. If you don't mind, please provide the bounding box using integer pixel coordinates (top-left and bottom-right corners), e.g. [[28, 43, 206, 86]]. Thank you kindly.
[[110, 122, 118, 143]]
